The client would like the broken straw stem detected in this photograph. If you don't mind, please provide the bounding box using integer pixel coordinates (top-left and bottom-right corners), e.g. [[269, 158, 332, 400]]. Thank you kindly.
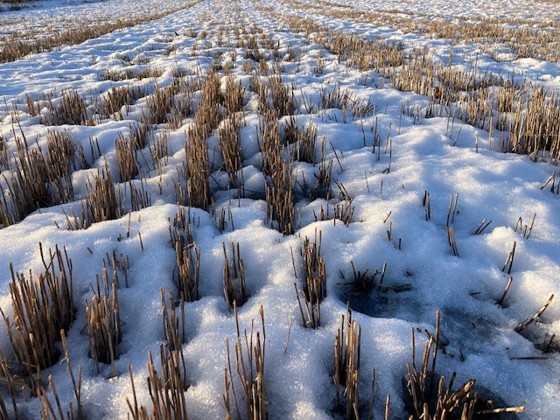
[[514, 294, 554, 333], [496, 276, 513, 306]]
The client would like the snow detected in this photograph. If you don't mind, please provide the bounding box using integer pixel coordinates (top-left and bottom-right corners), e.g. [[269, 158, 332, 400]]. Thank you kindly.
[[0, 0, 560, 418]]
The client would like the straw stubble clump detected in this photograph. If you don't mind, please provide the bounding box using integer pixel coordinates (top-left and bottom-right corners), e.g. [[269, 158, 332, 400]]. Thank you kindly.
[[222, 241, 248, 311], [84, 168, 124, 227], [0, 131, 81, 227], [171, 209, 201, 303], [0, 244, 76, 392], [295, 234, 326, 329], [223, 305, 266, 420], [182, 70, 224, 209], [333, 308, 361, 420], [85, 268, 122, 376], [218, 115, 244, 187], [404, 312, 526, 419], [102, 86, 145, 120]]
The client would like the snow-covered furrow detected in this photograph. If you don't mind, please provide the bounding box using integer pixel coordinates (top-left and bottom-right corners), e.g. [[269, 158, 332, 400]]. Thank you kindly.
[[320, 0, 560, 23], [265, 0, 560, 90], [0, 0, 196, 45], [0, 0, 559, 418]]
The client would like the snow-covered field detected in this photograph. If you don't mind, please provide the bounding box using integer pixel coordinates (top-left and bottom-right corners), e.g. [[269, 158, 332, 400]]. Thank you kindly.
[[0, 0, 559, 418]]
